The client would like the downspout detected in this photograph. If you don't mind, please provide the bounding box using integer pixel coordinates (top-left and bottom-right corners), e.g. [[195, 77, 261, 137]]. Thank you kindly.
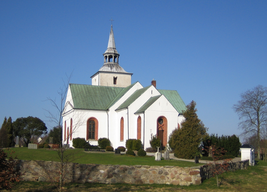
[[127, 107, 130, 139], [143, 112, 145, 149], [107, 110, 109, 139]]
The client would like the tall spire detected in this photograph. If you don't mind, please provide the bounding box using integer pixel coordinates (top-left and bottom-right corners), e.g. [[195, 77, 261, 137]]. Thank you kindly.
[[107, 25, 116, 50], [103, 25, 120, 65]]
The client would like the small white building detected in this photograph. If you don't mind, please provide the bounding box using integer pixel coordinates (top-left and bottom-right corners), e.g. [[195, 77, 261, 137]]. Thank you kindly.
[[240, 144, 255, 166], [62, 25, 186, 149]]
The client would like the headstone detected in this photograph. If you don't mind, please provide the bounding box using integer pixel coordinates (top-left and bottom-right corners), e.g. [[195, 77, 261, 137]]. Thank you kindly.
[[28, 143, 38, 149], [163, 150, 170, 160], [49, 137, 53, 144], [240, 144, 255, 166], [115, 148, 121, 155], [155, 147, 162, 161], [15, 136, 20, 147]]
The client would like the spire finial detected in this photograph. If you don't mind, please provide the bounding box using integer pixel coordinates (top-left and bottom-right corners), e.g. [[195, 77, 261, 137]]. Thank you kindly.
[[110, 18, 114, 26]]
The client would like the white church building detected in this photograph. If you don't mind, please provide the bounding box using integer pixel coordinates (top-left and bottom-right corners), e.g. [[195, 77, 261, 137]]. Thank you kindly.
[[62, 25, 186, 149]]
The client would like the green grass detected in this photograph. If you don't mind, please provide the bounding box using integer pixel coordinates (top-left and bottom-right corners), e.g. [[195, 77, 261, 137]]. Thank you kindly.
[[4, 147, 202, 167]]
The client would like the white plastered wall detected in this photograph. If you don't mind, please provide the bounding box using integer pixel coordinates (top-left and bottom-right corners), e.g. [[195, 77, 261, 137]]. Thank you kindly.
[[92, 72, 132, 87]]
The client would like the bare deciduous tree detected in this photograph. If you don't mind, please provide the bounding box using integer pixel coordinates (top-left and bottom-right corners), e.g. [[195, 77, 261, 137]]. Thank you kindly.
[[233, 85, 267, 159]]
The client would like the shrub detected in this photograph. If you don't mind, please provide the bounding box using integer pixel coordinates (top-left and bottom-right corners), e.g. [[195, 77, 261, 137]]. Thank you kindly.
[[126, 149, 135, 156], [126, 139, 142, 151], [106, 146, 114, 151], [117, 146, 125, 152], [0, 149, 20, 190], [73, 138, 90, 148], [38, 144, 44, 148], [150, 135, 161, 150], [98, 138, 111, 149], [133, 140, 142, 151], [137, 149, 146, 156], [126, 139, 135, 150], [44, 143, 50, 148]]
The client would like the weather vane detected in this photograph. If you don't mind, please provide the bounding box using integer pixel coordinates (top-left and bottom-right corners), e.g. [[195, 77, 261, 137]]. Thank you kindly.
[[110, 18, 114, 25]]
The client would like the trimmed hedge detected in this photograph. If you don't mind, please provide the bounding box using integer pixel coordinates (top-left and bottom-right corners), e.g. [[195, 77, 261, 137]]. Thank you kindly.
[[106, 146, 114, 151], [137, 149, 146, 156], [73, 138, 90, 148], [126, 139, 142, 151], [118, 146, 126, 152], [98, 138, 111, 149], [126, 149, 135, 156]]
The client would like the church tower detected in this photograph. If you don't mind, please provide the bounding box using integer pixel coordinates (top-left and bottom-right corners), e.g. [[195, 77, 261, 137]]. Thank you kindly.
[[91, 25, 132, 87]]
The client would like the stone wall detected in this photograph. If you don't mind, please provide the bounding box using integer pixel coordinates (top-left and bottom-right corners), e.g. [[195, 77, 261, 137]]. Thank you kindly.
[[19, 160, 201, 186], [18, 160, 249, 186]]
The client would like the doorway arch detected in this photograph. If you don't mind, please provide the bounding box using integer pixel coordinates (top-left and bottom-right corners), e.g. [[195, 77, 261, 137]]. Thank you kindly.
[[157, 116, 167, 147]]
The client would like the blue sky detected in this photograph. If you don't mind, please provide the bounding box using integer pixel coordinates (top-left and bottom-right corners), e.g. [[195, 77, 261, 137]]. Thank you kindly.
[[1, 0, 266, 142]]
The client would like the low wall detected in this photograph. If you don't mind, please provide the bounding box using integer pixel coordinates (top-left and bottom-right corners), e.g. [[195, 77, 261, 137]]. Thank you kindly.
[[19, 160, 201, 186], [18, 159, 249, 186]]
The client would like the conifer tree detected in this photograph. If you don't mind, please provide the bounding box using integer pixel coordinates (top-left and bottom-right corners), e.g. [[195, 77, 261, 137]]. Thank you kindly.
[[0, 118, 8, 148], [169, 101, 208, 159], [6, 117, 14, 147]]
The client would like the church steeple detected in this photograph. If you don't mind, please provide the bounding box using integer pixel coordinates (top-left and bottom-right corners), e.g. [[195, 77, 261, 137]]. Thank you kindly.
[[91, 25, 132, 87], [104, 25, 120, 64]]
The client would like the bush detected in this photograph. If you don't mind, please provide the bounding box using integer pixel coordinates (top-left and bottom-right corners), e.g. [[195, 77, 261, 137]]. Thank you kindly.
[[150, 135, 161, 150], [126, 149, 135, 156], [133, 140, 142, 151], [117, 146, 125, 152], [137, 149, 146, 156], [106, 146, 114, 151], [126, 139, 142, 151], [126, 139, 134, 150], [44, 143, 50, 148], [98, 138, 111, 149], [38, 144, 44, 148], [0, 149, 20, 190], [73, 138, 90, 148]]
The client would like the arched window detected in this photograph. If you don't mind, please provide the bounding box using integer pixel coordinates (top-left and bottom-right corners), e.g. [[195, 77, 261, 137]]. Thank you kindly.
[[70, 118, 73, 140], [87, 118, 98, 140], [137, 116, 141, 140], [120, 117, 124, 141]]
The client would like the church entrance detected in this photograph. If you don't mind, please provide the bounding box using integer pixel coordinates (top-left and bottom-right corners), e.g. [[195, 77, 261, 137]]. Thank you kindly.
[[157, 116, 167, 148]]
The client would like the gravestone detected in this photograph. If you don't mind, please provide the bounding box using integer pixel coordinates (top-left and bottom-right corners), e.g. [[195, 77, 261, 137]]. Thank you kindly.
[[49, 137, 53, 144], [163, 150, 170, 160], [240, 144, 255, 166], [15, 136, 20, 147], [155, 147, 162, 161], [28, 143, 38, 149], [115, 148, 121, 155]]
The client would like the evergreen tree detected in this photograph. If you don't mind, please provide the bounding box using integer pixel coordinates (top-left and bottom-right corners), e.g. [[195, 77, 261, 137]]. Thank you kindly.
[[169, 101, 208, 159], [0, 118, 8, 147], [6, 117, 14, 147]]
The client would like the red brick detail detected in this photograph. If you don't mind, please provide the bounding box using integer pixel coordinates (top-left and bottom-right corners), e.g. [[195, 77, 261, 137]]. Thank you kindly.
[[120, 117, 124, 141], [137, 116, 141, 140]]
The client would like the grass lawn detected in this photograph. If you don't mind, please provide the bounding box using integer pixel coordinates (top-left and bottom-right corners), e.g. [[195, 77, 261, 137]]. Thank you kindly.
[[4, 147, 202, 167]]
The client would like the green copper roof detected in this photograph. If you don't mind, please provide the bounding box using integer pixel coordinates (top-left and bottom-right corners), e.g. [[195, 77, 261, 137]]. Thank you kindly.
[[70, 84, 125, 110], [135, 95, 161, 114], [158, 89, 186, 114], [116, 86, 150, 111]]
